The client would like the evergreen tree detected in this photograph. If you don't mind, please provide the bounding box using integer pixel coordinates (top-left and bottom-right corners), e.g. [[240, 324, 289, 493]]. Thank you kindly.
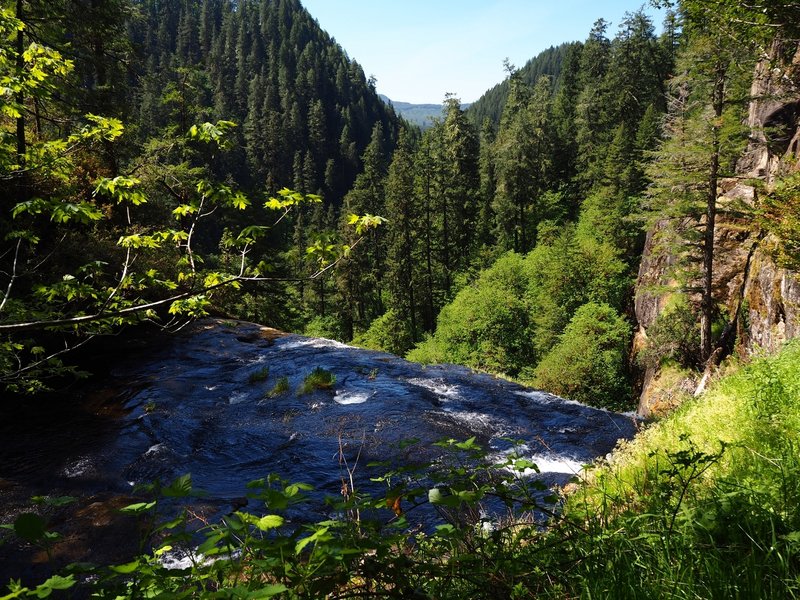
[[550, 42, 583, 209], [493, 70, 553, 252], [434, 96, 481, 287], [335, 123, 390, 338], [646, 3, 753, 362], [477, 118, 497, 250], [413, 131, 442, 333], [573, 19, 612, 192], [383, 130, 420, 349]]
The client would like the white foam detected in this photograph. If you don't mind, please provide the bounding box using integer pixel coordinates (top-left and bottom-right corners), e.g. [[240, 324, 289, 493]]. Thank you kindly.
[[407, 378, 461, 400], [514, 390, 583, 407], [334, 391, 371, 405], [309, 337, 350, 349], [62, 457, 91, 478], [529, 454, 585, 475], [160, 550, 198, 570], [442, 410, 506, 436], [502, 453, 584, 477], [145, 443, 166, 456], [281, 337, 351, 350]]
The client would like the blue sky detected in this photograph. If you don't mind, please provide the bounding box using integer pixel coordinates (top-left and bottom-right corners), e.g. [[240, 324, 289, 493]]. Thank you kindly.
[[300, 1, 665, 104]]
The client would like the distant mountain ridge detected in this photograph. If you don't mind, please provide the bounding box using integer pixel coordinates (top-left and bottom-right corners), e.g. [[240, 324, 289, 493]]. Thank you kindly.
[[380, 95, 471, 129], [467, 43, 576, 127]]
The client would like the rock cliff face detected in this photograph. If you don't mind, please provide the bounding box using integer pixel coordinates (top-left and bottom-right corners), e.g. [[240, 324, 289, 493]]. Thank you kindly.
[[635, 42, 800, 417]]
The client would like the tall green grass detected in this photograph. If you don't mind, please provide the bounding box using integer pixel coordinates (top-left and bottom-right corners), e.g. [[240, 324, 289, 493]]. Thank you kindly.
[[557, 340, 800, 598]]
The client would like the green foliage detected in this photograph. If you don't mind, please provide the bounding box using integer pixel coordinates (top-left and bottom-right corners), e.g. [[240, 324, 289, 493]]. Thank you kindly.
[[0, 0, 403, 394], [303, 315, 345, 340], [1, 574, 76, 599], [266, 376, 289, 398], [409, 229, 631, 401], [524, 227, 630, 358], [492, 72, 554, 253], [408, 252, 535, 377], [533, 302, 631, 409], [298, 367, 336, 395], [352, 308, 414, 356], [247, 366, 269, 384], [637, 295, 700, 369], [0, 9, 381, 392], [559, 340, 800, 597]]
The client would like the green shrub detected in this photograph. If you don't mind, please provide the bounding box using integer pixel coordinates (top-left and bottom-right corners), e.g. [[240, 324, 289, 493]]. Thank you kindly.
[[524, 227, 630, 357], [532, 302, 631, 409], [352, 309, 414, 355], [407, 252, 535, 376]]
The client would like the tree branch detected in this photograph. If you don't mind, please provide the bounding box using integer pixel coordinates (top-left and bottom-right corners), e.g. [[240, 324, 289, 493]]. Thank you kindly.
[[0, 236, 366, 333]]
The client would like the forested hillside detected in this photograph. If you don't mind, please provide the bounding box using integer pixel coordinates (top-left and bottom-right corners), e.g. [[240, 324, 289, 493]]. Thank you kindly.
[[2, 0, 799, 412], [466, 42, 576, 128], [0, 0, 399, 392], [128, 0, 401, 200]]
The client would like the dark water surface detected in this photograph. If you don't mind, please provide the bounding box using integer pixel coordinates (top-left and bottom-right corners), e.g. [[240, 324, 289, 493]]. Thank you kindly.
[[0, 319, 637, 580]]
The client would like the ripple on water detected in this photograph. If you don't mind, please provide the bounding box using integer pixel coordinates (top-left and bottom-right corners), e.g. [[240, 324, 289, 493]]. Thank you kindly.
[[62, 456, 93, 478], [438, 409, 510, 437], [228, 391, 249, 405], [514, 390, 584, 407], [145, 443, 166, 456]]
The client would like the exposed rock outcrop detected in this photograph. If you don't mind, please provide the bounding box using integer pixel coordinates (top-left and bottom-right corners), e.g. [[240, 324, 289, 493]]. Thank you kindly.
[[635, 42, 800, 417]]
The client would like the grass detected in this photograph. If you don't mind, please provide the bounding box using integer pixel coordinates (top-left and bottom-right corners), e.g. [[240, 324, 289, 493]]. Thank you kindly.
[[265, 376, 289, 398], [297, 367, 336, 395], [247, 366, 269, 383], [554, 339, 800, 598]]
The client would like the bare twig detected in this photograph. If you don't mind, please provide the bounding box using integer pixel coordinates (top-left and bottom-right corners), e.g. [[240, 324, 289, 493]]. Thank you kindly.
[[338, 431, 366, 526], [0, 238, 21, 313]]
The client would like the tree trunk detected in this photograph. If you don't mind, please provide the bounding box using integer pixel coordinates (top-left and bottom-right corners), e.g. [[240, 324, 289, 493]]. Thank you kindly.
[[701, 65, 726, 362]]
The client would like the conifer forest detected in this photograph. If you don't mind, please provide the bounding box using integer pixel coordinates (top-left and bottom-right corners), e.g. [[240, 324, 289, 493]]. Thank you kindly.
[[3, 0, 800, 597]]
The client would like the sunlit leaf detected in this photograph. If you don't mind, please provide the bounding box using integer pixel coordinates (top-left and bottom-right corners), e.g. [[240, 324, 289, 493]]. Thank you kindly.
[[119, 501, 156, 514]]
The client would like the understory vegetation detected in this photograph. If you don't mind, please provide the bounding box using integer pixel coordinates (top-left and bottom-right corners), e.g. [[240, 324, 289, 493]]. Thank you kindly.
[[4, 342, 800, 598]]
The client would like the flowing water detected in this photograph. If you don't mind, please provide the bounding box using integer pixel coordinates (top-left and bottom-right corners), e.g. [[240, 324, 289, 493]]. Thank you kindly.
[[0, 319, 637, 579]]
